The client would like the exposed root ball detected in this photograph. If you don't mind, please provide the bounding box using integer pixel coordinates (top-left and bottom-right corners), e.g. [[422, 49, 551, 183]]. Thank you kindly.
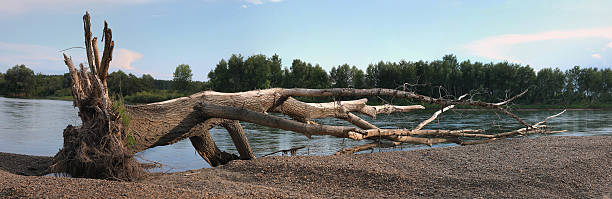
[[52, 125, 144, 181], [52, 12, 144, 181]]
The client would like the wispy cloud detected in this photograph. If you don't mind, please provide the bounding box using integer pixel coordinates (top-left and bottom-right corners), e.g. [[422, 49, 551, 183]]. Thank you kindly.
[[112, 48, 143, 70], [466, 27, 612, 63], [0, 42, 62, 67], [592, 53, 602, 59], [243, 0, 284, 6], [0, 43, 143, 73], [245, 0, 263, 5], [0, 0, 156, 14], [608, 41, 612, 49]]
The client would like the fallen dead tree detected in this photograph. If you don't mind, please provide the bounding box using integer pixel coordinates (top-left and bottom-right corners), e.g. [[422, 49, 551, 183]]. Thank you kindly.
[[52, 12, 565, 181]]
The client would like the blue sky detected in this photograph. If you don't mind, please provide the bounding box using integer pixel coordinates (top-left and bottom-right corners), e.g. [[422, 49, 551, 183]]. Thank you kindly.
[[1, 0, 612, 80]]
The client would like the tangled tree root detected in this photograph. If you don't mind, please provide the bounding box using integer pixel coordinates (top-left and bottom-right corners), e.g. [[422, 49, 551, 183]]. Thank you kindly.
[[52, 125, 144, 181], [51, 12, 143, 181]]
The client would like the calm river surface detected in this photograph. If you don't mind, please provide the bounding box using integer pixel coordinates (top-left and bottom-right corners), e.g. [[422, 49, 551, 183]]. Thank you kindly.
[[0, 97, 610, 172]]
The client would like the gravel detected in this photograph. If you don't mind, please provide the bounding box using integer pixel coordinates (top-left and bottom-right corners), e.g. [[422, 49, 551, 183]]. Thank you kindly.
[[1, 136, 611, 198]]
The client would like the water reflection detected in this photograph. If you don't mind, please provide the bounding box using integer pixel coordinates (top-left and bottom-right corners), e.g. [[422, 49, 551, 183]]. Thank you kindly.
[[0, 97, 80, 156], [0, 97, 610, 172]]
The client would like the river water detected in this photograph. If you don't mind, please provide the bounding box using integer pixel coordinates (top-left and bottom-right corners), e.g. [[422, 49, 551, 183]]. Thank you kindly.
[[0, 97, 610, 172]]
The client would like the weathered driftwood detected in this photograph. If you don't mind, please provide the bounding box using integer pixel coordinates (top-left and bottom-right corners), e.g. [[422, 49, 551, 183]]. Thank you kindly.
[[262, 146, 306, 157], [54, 12, 565, 180], [335, 142, 401, 155]]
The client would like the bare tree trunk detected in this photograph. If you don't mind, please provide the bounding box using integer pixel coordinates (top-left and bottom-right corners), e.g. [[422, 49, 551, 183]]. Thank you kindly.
[[221, 120, 256, 160], [54, 12, 565, 180]]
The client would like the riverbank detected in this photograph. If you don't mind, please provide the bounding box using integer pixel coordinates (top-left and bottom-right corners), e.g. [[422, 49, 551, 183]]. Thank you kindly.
[[1, 136, 610, 198], [0, 95, 73, 101]]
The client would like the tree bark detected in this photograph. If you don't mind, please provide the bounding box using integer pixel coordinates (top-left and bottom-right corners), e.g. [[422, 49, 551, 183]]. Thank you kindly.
[[220, 120, 256, 160], [54, 12, 566, 180]]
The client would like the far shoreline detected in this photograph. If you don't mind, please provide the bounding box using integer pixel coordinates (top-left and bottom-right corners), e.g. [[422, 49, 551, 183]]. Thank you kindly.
[[2, 95, 611, 110]]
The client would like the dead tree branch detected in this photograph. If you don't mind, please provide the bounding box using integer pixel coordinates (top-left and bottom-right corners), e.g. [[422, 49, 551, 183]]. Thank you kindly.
[[55, 12, 566, 180]]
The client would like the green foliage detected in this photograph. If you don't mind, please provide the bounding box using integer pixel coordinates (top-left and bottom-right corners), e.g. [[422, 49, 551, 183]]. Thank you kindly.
[[111, 97, 136, 147], [173, 64, 193, 92], [208, 54, 285, 92], [330, 64, 367, 88], [107, 71, 162, 96], [107, 70, 128, 96], [244, 54, 271, 89], [5, 64, 35, 96], [535, 68, 565, 104], [289, 59, 330, 89], [126, 132, 136, 147], [269, 54, 283, 87], [330, 64, 352, 88], [0, 64, 200, 104], [208, 59, 230, 91], [32, 73, 66, 97], [209, 54, 334, 92], [0, 73, 5, 94], [141, 74, 155, 91], [112, 99, 130, 127], [351, 66, 366, 89]]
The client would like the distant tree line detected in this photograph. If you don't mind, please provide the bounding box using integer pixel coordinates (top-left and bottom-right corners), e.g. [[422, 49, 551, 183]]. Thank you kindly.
[[1, 54, 611, 106], [0, 64, 208, 103], [208, 54, 612, 105], [0, 65, 72, 98], [207, 54, 330, 92]]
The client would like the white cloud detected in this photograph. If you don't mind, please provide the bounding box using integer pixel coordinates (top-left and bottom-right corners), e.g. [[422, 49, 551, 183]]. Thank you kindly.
[[608, 41, 612, 48], [592, 53, 602, 59], [112, 49, 143, 70], [0, 0, 156, 14], [241, 4, 248, 8], [466, 27, 612, 63]]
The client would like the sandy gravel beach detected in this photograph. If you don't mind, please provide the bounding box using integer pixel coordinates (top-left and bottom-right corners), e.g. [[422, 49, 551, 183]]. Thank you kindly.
[[1, 136, 611, 198]]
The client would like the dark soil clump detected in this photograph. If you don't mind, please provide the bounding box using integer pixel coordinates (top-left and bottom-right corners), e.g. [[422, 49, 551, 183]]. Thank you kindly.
[[0, 152, 51, 176]]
